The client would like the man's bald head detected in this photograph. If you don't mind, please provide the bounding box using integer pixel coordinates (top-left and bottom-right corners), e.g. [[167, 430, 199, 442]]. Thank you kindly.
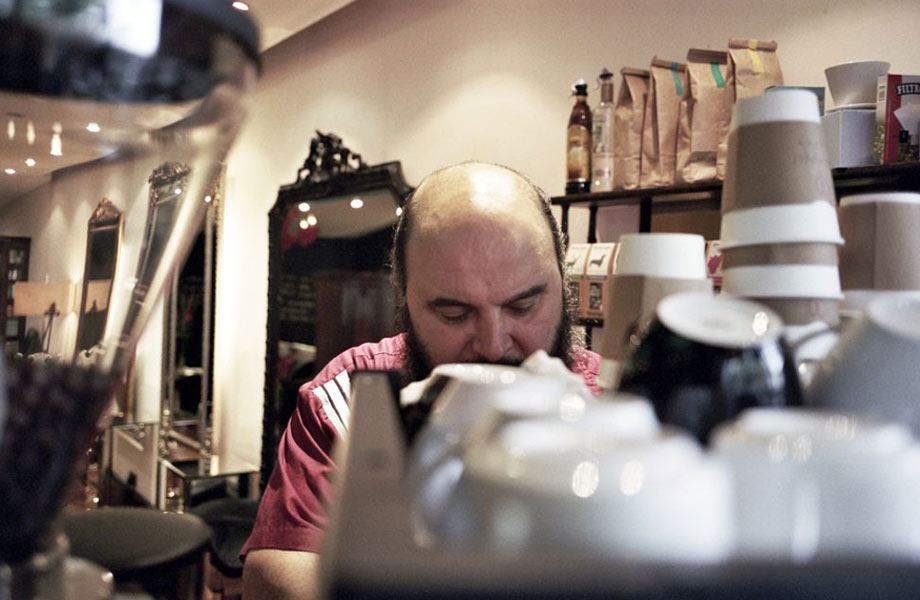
[[391, 162, 566, 300]]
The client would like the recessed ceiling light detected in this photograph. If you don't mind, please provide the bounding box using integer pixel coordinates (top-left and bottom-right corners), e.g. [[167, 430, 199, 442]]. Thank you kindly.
[[350, 198, 364, 209], [50, 122, 63, 156], [396, 206, 403, 216], [299, 219, 309, 230], [307, 215, 317, 226], [298, 202, 310, 212], [232, 1, 249, 10], [25, 158, 35, 167], [86, 122, 101, 133], [4, 168, 15, 175], [204, 195, 213, 203]]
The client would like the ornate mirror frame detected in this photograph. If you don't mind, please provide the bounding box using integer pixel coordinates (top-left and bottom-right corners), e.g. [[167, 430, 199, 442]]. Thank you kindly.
[[75, 197, 123, 358], [262, 132, 413, 490]]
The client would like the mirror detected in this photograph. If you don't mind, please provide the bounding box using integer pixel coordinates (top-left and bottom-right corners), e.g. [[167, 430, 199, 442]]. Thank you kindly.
[[152, 163, 220, 460], [263, 132, 412, 489], [76, 198, 122, 357]]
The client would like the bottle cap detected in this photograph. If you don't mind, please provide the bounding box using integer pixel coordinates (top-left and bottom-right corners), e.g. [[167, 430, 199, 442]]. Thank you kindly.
[[571, 79, 588, 95]]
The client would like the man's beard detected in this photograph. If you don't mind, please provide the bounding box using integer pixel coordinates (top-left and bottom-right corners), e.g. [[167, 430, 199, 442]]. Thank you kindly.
[[400, 305, 576, 384]]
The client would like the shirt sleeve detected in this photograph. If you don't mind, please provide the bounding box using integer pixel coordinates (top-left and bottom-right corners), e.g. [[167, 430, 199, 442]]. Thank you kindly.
[[240, 382, 340, 556]]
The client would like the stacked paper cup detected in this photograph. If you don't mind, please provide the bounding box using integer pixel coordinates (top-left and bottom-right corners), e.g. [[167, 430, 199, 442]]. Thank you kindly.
[[838, 192, 920, 312], [720, 90, 843, 330], [597, 233, 712, 389]]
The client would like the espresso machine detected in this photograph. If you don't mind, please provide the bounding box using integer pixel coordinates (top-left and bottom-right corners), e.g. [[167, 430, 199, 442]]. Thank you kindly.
[[320, 370, 920, 599]]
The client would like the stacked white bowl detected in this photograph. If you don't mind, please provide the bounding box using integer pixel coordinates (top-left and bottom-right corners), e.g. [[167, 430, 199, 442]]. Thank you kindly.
[[719, 90, 843, 330]]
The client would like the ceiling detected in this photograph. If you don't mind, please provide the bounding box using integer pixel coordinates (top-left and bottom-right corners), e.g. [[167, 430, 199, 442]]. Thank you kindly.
[[0, 0, 353, 206]]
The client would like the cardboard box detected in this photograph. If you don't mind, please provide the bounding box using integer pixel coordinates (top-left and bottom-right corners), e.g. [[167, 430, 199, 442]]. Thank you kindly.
[[705, 240, 724, 289], [875, 74, 920, 164], [565, 243, 590, 317], [822, 109, 875, 168], [581, 242, 617, 320]]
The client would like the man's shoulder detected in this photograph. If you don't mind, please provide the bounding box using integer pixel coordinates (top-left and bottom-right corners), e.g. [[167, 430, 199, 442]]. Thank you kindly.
[[570, 345, 602, 394], [571, 344, 601, 374], [307, 334, 408, 391]]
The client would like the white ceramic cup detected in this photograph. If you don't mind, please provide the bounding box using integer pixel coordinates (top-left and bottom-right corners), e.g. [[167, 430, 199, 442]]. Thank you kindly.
[[722, 264, 842, 299], [407, 363, 596, 542], [808, 295, 920, 439], [614, 233, 707, 279], [824, 61, 890, 108], [720, 202, 843, 249], [441, 405, 732, 562], [712, 407, 920, 561]]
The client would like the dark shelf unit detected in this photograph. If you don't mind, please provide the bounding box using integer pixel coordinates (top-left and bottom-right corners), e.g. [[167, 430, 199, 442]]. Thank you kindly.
[[0, 237, 31, 355], [552, 163, 920, 333]]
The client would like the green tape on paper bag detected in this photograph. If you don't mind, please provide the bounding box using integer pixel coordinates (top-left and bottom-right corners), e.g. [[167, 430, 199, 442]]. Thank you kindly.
[[710, 62, 725, 88], [670, 62, 684, 96]]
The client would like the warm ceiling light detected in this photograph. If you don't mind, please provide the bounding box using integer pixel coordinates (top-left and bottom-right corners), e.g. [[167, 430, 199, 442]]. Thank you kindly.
[[204, 195, 213, 204], [26, 120, 35, 145], [25, 158, 35, 167], [350, 198, 364, 209], [232, 1, 249, 10], [299, 219, 309, 230], [4, 168, 15, 175], [50, 121, 63, 156], [298, 202, 310, 212], [7, 118, 14, 140], [86, 122, 101, 133], [396, 206, 403, 216], [50, 134, 62, 156], [307, 215, 317, 226]]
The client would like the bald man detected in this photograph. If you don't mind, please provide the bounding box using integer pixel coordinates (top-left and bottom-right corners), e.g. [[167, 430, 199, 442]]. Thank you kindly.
[[242, 162, 601, 599]]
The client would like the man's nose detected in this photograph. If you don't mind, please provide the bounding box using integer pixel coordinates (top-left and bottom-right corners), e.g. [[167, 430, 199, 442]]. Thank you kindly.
[[472, 311, 510, 362]]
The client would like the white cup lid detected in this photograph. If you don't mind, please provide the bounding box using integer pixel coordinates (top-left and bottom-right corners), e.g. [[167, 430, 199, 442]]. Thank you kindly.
[[720, 202, 842, 248], [657, 292, 784, 348], [615, 233, 707, 279], [839, 192, 920, 207], [731, 89, 821, 132], [723, 265, 843, 299]]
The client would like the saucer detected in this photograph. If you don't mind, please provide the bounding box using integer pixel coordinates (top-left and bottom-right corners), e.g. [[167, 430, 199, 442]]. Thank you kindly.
[[827, 102, 876, 113]]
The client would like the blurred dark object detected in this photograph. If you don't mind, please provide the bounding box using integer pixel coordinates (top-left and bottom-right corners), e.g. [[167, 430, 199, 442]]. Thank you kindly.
[[62, 506, 210, 599], [0, 357, 115, 564]]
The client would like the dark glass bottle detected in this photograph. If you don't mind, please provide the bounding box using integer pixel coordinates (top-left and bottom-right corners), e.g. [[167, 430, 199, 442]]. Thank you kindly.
[[566, 79, 592, 194]]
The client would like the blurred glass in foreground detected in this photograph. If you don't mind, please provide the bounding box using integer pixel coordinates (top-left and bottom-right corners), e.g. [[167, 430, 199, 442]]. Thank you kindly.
[[0, 0, 259, 591]]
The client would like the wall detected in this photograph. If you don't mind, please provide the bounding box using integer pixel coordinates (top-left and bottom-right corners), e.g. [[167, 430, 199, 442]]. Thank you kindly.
[[0, 158, 166, 421], [2, 0, 917, 470]]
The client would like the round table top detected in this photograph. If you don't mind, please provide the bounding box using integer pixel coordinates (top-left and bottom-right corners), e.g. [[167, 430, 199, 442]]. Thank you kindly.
[[62, 507, 212, 572]]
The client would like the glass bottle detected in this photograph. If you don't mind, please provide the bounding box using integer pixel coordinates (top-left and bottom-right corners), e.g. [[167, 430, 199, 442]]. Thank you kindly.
[[566, 79, 592, 194], [591, 68, 615, 192]]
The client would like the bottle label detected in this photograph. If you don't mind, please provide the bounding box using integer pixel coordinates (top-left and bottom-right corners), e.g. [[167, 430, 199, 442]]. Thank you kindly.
[[567, 125, 591, 182]]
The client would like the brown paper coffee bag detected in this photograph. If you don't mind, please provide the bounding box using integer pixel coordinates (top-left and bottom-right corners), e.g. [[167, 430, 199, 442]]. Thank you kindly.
[[640, 58, 688, 187], [677, 49, 729, 183], [613, 67, 650, 190], [715, 38, 784, 178]]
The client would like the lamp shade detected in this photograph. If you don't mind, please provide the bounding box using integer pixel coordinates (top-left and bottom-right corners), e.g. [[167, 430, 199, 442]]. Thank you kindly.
[[11, 282, 77, 316]]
